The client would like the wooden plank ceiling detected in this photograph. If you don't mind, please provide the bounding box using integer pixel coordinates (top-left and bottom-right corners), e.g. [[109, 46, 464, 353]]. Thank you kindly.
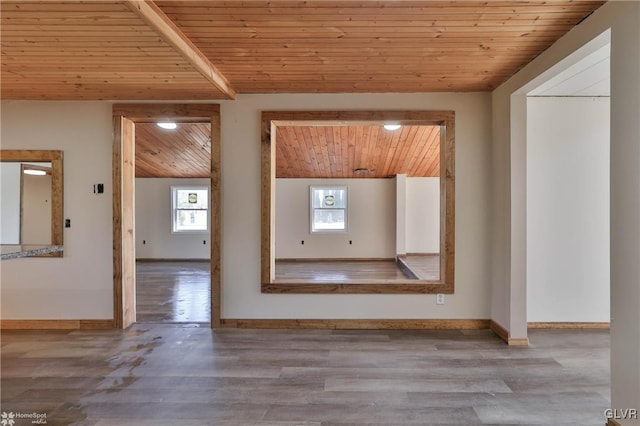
[[0, 1, 229, 100], [276, 124, 440, 178], [1, 1, 606, 99], [159, 0, 606, 93], [1, 1, 605, 177], [135, 122, 211, 178]]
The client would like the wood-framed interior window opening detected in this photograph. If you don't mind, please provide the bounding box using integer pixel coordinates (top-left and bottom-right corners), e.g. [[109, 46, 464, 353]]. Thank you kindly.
[[0, 149, 64, 257], [261, 110, 455, 294]]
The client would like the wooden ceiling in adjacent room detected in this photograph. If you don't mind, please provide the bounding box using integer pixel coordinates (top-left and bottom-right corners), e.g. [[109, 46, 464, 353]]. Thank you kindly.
[[276, 125, 440, 178], [135, 122, 211, 178]]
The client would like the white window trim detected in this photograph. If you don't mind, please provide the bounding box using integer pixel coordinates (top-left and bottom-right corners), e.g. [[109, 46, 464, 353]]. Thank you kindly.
[[309, 185, 348, 233], [171, 185, 210, 234]]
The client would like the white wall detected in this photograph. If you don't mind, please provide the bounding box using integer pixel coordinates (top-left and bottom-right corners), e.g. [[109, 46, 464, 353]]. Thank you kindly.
[[395, 174, 407, 255], [527, 97, 610, 322], [492, 10, 613, 337], [135, 178, 211, 259], [0, 101, 113, 319], [491, 2, 640, 416], [221, 93, 493, 319], [0, 162, 21, 244], [275, 178, 396, 259], [22, 173, 52, 244], [406, 177, 440, 254]]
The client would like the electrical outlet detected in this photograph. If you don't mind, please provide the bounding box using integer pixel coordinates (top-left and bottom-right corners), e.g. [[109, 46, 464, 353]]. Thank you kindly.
[[436, 294, 445, 305]]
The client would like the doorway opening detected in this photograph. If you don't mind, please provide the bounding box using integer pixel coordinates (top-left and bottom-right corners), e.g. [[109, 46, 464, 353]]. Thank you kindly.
[[523, 32, 611, 331], [112, 104, 221, 328], [134, 121, 212, 324]]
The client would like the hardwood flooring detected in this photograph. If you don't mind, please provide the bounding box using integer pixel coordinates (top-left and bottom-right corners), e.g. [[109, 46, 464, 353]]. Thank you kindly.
[[136, 261, 210, 324], [275, 257, 440, 282], [275, 259, 410, 281], [1, 327, 610, 425], [399, 254, 440, 280]]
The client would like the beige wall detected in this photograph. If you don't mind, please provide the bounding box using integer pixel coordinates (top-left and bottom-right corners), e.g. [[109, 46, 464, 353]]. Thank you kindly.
[[2, 93, 491, 318], [220, 93, 492, 319], [135, 178, 211, 259], [22, 172, 52, 244], [0, 163, 21, 244], [0, 101, 113, 320], [1, 91, 493, 321], [275, 178, 396, 259]]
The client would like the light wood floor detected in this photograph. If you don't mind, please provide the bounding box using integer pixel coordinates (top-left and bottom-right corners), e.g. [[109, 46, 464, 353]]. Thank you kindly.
[[136, 261, 210, 324], [1, 327, 610, 425]]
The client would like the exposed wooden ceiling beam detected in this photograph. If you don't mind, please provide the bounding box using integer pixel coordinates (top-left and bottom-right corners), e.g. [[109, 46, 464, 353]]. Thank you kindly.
[[123, 0, 236, 100]]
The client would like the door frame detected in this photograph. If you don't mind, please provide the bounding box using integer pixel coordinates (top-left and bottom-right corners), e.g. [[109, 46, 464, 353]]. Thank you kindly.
[[112, 104, 221, 328]]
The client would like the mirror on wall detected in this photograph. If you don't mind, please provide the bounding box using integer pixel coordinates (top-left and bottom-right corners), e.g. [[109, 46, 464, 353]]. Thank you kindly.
[[0, 150, 63, 257], [261, 111, 455, 294]]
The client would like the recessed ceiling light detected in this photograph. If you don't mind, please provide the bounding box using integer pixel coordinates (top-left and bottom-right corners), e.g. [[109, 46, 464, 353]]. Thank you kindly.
[[24, 169, 47, 176], [383, 123, 402, 131], [157, 122, 177, 130]]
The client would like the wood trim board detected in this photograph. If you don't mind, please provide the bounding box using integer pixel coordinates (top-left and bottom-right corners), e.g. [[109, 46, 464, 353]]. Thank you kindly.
[[1, 320, 114, 330], [123, 0, 236, 99], [507, 338, 530, 346], [112, 115, 136, 328], [490, 320, 509, 343], [136, 258, 211, 262], [221, 318, 490, 330], [275, 258, 396, 262], [112, 116, 124, 328], [528, 322, 610, 329], [210, 110, 222, 328], [111, 104, 220, 122], [261, 281, 453, 294], [490, 320, 530, 346]]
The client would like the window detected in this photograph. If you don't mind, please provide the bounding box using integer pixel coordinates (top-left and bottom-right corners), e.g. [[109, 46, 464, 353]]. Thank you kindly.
[[310, 186, 347, 232], [172, 186, 209, 233]]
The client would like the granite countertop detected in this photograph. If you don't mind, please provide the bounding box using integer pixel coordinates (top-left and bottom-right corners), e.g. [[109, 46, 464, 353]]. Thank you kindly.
[[0, 245, 64, 260]]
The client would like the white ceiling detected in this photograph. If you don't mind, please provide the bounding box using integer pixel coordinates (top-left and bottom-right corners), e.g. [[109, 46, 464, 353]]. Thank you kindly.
[[528, 43, 610, 97]]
